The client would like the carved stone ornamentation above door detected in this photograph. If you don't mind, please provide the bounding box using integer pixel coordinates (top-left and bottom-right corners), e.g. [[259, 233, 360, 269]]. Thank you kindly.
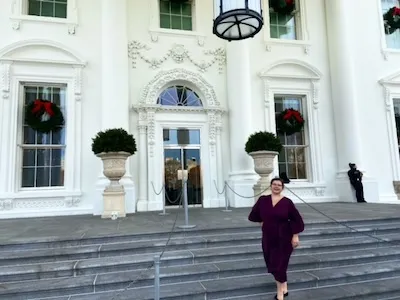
[[128, 41, 226, 73]]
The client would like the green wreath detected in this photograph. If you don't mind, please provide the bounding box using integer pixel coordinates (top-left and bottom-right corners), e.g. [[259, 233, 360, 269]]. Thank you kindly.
[[25, 99, 65, 133], [384, 7, 400, 35], [276, 108, 304, 136], [269, 0, 295, 15]]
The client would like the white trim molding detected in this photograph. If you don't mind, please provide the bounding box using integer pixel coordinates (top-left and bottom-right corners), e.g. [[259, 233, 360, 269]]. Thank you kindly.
[[379, 71, 400, 183], [139, 68, 221, 108], [10, 0, 78, 34], [0, 39, 86, 66], [259, 59, 326, 196], [132, 68, 225, 211], [0, 40, 86, 217]]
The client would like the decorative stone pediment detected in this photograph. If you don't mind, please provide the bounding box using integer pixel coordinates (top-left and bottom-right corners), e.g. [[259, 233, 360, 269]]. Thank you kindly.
[[0, 39, 86, 66], [259, 59, 322, 80], [379, 70, 400, 85]]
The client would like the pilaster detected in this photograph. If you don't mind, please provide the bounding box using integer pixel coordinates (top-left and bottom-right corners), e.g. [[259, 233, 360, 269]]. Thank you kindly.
[[215, 116, 225, 206], [136, 111, 148, 211], [0, 61, 12, 197]]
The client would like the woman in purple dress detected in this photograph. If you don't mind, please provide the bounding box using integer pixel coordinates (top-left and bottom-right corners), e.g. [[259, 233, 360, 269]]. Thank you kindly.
[[248, 178, 304, 300]]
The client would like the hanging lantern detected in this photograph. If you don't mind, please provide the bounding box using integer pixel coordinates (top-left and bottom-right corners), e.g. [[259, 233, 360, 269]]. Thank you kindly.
[[213, 0, 263, 41]]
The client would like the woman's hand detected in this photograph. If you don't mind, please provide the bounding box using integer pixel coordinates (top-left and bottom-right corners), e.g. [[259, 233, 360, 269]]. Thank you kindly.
[[291, 234, 300, 248]]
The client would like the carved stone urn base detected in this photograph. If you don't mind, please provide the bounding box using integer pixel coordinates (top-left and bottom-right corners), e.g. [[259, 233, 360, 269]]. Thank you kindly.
[[97, 151, 131, 219], [102, 186, 126, 219], [249, 150, 279, 202]]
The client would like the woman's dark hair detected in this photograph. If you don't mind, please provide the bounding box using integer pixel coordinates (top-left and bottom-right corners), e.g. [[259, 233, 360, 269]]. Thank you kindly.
[[279, 172, 290, 184], [270, 177, 285, 188]]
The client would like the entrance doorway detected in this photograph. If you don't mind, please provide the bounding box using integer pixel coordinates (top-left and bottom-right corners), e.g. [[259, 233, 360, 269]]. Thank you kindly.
[[163, 128, 202, 207]]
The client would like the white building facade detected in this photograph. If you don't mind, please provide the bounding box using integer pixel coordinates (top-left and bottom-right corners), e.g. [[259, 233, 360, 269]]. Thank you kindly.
[[0, 0, 399, 219]]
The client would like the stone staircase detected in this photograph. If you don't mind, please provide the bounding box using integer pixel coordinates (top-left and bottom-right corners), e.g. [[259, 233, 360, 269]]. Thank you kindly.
[[1, 217, 400, 299]]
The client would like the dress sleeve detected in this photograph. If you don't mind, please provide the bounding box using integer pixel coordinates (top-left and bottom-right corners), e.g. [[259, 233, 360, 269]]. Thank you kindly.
[[288, 198, 305, 234], [248, 197, 263, 223]]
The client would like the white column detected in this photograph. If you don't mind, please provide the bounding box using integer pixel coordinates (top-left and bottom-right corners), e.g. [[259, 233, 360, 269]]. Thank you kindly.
[[325, 0, 379, 202], [101, 0, 129, 130], [226, 41, 257, 207], [325, 1, 362, 168], [95, 0, 136, 215]]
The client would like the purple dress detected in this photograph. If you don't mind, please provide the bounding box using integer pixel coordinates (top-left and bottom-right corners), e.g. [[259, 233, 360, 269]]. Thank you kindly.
[[248, 195, 304, 283]]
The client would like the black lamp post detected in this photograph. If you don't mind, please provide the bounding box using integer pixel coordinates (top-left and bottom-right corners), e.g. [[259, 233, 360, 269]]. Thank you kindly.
[[213, 0, 263, 41]]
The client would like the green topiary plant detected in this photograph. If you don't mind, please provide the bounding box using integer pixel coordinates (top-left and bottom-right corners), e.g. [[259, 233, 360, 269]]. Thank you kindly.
[[245, 131, 283, 154], [91, 128, 137, 155]]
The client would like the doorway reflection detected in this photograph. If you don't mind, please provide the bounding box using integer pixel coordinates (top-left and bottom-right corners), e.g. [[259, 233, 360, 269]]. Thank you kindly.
[[163, 129, 202, 206]]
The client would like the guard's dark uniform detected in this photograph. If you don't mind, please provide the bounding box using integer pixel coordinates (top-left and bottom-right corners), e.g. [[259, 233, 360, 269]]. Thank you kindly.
[[348, 167, 366, 203]]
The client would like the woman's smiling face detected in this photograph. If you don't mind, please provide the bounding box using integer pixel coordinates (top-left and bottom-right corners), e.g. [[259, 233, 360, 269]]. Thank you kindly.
[[271, 179, 284, 194]]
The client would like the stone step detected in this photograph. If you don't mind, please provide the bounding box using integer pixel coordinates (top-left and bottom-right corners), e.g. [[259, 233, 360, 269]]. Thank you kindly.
[[0, 233, 398, 283], [0, 244, 373, 282], [2, 217, 399, 252], [1, 218, 400, 299], [276, 276, 400, 300], [1, 246, 399, 299], [28, 261, 400, 300], [0, 223, 398, 267], [216, 276, 400, 299]]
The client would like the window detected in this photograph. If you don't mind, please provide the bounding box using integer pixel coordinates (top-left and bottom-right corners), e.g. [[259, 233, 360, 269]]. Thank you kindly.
[[269, 0, 300, 40], [27, 0, 67, 18], [159, 0, 193, 31], [275, 95, 308, 180], [157, 85, 202, 107], [382, 0, 400, 49], [21, 85, 66, 188], [393, 99, 400, 155]]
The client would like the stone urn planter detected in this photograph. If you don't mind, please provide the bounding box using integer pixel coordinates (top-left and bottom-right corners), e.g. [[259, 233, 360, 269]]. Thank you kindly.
[[98, 152, 131, 181], [92, 128, 137, 219], [249, 150, 279, 197], [96, 151, 131, 218], [245, 131, 283, 201]]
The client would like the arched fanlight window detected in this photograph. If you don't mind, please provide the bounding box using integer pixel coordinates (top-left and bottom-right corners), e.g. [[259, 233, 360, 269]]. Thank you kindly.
[[157, 85, 203, 107]]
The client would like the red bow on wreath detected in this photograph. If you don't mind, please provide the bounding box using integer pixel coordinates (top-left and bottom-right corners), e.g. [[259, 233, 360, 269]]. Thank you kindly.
[[31, 99, 55, 116], [394, 7, 400, 16], [283, 109, 303, 123]]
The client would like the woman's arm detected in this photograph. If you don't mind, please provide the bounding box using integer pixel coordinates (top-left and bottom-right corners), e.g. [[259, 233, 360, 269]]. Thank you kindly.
[[288, 199, 305, 234], [248, 197, 263, 223]]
